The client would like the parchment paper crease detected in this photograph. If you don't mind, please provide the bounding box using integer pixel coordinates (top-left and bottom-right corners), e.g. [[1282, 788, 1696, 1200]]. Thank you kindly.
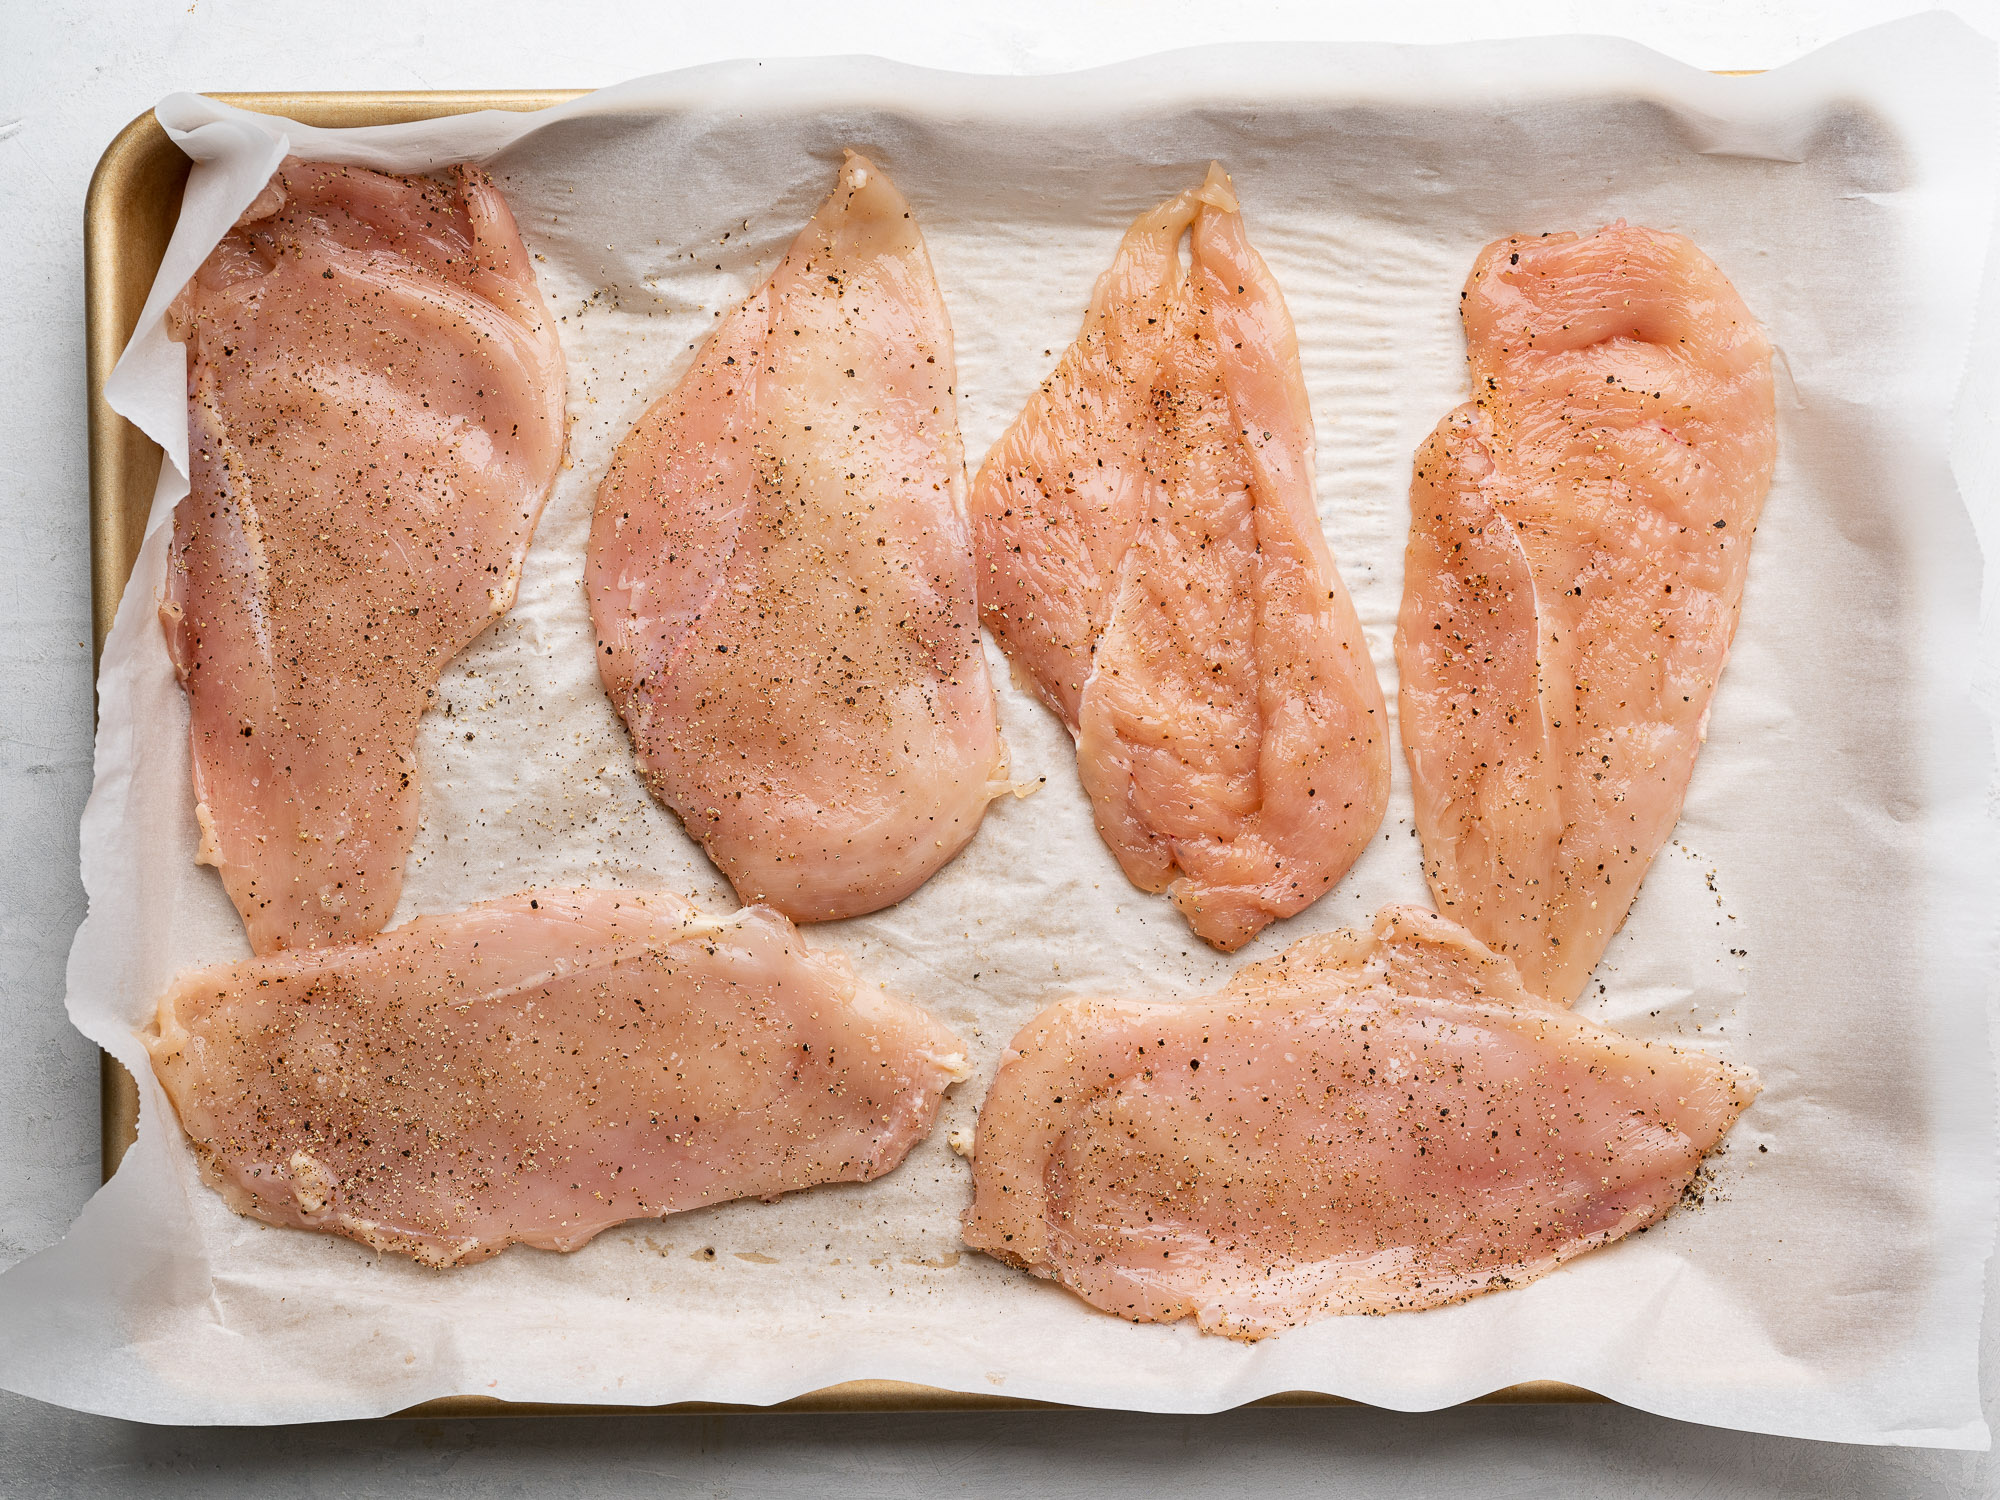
[[2, 15, 1995, 1443]]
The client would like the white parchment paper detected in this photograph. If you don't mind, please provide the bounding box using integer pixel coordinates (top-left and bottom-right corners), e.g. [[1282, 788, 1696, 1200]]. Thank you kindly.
[[1, 14, 1995, 1443]]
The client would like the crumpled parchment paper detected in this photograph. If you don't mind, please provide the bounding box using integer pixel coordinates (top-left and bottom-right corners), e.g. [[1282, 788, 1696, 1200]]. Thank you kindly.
[[0, 14, 1994, 1444]]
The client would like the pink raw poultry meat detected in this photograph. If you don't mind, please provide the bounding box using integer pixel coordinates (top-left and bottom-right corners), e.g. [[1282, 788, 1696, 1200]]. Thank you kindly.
[[1396, 224, 1776, 1003], [972, 165, 1388, 952], [588, 151, 1006, 922], [962, 905, 1756, 1337], [147, 889, 970, 1267], [163, 159, 566, 953]]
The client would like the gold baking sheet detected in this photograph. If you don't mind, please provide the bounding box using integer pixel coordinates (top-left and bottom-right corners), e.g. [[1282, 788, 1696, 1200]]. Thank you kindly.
[[82, 89, 1609, 1417]]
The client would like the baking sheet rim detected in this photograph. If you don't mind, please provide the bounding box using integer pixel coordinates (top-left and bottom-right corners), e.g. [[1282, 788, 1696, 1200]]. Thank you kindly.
[[79, 81, 1742, 1417]]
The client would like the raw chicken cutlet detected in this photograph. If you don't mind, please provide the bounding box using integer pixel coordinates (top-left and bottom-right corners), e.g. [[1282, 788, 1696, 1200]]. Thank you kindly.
[[146, 889, 970, 1268], [961, 904, 1756, 1338], [163, 158, 566, 955], [589, 151, 1006, 922], [972, 165, 1388, 952], [1397, 223, 1776, 1004]]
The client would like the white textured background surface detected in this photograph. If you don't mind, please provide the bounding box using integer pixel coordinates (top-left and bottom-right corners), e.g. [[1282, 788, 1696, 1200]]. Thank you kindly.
[[2, 0, 1995, 1492]]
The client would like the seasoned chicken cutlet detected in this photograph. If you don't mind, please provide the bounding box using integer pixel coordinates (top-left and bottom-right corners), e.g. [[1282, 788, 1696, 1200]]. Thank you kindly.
[[1396, 224, 1776, 1004], [146, 890, 970, 1267], [961, 905, 1756, 1338], [163, 159, 567, 954], [973, 165, 1388, 952], [588, 152, 1006, 922]]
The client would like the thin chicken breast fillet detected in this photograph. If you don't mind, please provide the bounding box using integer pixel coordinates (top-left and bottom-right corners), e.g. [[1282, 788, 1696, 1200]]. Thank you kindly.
[[162, 159, 566, 955], [961, 904, 1756, 1338], [588, 151, 1006, 922], [1396, 224, 1776, 1004], [146, 889, 970, 1268], [973, 165, 1388, 952]]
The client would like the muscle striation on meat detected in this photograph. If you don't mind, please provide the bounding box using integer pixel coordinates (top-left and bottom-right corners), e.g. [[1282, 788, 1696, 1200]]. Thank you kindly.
[[961, 904, 1756, 1338], [147, 889, 970, 1267], [1396, 224, 1776, 1003], [588, 151, 1006, 922], [972, 165, 1388, 951], [163, 159, 567, 954]]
